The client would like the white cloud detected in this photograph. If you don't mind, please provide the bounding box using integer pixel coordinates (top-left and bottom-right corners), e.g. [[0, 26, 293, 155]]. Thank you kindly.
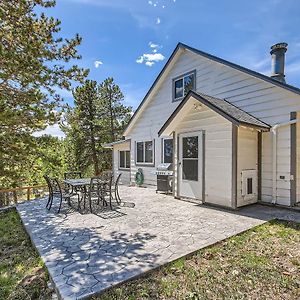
[[145, 61, 155, 67], [149, 41, 159, 48], [135, 52, 165, 66], [156, 17, 161, 24], [148, 41, 162, 53], [148, 0, 153, 4], [136, 42, 165, 66], [94, 60, 103, 68], [144, 53, 164, 61]]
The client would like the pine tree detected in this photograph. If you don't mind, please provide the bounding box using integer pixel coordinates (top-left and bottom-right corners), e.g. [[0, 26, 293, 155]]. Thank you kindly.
[[63, 78, 132, 175], [98, 77, 132, 142], [0, 0, 88, 188]]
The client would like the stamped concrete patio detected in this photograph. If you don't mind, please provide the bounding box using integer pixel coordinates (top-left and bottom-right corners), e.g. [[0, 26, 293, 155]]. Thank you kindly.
[[17, 186, 300, 300]]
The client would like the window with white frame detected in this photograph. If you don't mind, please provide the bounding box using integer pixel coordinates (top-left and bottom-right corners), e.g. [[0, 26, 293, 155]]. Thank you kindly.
[[119, 150, 130, 169], [136, 141, 154, 164], [173, 70, 196, 101], [163, 138, 173, 163]]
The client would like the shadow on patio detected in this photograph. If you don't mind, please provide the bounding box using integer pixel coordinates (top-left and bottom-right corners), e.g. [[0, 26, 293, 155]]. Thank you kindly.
[[17, 197, 160, 299]]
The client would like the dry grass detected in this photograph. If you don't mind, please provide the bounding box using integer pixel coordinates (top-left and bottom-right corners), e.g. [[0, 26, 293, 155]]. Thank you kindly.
[[0, 209, 52, 300], [98, 220, 300, 300]]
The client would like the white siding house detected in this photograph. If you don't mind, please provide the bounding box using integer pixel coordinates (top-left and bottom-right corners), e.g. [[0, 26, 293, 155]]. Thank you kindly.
[[106, 42, 300, 209]]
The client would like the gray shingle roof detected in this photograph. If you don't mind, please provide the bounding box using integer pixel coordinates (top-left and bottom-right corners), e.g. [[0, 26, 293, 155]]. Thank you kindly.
[[158, 91, 270, 136], [195, 92, 270, 129]]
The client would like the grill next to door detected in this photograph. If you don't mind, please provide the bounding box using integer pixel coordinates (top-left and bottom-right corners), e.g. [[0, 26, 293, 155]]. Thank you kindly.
[[155, 163, 173, 194]]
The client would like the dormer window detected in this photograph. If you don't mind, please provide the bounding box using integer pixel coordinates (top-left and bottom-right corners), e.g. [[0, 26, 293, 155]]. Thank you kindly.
[[173, 70, 196, 101]]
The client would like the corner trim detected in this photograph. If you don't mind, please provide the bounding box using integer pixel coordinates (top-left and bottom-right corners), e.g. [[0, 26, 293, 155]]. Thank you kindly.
[[257, 132, 262, 201], [290, 112, 297, 206], [176, 133, 180, 198], [172, 131, 176, 197], [232, 125, 238, 209], [202, 131, 206, 203]]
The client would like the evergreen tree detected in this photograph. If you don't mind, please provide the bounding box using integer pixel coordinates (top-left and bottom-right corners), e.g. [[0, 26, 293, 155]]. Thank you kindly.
[[63, 78, 132, 175], [0, 0, 88, 188], [98, 77, 132, 142], [65, 80, 102, 175]]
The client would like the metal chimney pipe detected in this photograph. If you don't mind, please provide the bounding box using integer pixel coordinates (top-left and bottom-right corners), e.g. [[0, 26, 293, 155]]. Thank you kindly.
[[270, 42, 288, 83]]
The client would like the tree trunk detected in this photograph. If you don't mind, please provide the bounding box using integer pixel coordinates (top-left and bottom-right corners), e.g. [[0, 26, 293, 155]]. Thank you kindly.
[[87, 95, 100, 176], [91, 134, 100, 175], [108, 90, 115, 142], [90, 121, 100, 175]]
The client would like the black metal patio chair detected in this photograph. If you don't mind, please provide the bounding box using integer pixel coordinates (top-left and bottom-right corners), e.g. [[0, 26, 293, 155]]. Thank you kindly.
[[44, 175, 80, 213], [110, 173, 122, 205], [84, 175, 112, 213]]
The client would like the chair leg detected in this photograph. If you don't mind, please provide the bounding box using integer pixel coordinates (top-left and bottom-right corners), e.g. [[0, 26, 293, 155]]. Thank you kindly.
[[89, 196, 93, 213], [83, 193, 86, 209], [48, 195, 53, 210], [77, 194, 81, 210], [46, 193, 51, 208], [114, 190, 120, 205], [117, 188, 121, 202], [57, 195, 63, 213], [109, 192, 113, 209]]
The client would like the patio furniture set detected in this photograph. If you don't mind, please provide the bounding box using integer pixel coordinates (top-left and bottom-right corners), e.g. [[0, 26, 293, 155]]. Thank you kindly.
[[43, 171, 122, 213]]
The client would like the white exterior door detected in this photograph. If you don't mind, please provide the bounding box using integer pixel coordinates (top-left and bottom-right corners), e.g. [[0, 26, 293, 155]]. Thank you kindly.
[[178, 131, 203, 200]]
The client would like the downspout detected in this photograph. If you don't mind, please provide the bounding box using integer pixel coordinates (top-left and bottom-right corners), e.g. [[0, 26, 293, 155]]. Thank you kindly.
[[271, 118, 300, 204]]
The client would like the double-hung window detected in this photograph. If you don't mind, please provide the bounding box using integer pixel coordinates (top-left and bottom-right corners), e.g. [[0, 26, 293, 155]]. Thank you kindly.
[[162, 138, 173, 164], [173, 70, 196, 101], [119, 150, 130, 169], [136, 141, 154, 164]]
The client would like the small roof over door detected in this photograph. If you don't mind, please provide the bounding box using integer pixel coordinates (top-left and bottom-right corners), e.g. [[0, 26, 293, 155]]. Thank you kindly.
[[158, 91, 271, 136]]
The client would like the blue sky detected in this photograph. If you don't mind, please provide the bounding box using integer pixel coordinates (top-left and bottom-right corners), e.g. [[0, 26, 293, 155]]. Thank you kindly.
[[38, 0, 300, 136]]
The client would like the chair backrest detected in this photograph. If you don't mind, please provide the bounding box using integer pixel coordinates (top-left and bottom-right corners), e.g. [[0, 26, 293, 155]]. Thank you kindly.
[[47, 177, 62, 195], [89, 176, 106, 198], [43, 175, 52, 193], [64, 172, 82, 180], [115, 173, 122, 190]]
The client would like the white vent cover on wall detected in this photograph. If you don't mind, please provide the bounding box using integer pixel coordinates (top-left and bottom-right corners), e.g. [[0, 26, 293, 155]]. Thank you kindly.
[[241, 169, 257, 201]]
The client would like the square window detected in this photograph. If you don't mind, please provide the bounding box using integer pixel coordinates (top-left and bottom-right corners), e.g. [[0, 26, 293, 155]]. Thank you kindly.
[[136, 141, 154, 164], [173, 70, 195, 101]]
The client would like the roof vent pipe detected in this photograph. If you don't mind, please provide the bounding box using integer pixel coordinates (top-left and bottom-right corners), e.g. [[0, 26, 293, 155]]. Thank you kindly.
[[270, 42, 288, 83]]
